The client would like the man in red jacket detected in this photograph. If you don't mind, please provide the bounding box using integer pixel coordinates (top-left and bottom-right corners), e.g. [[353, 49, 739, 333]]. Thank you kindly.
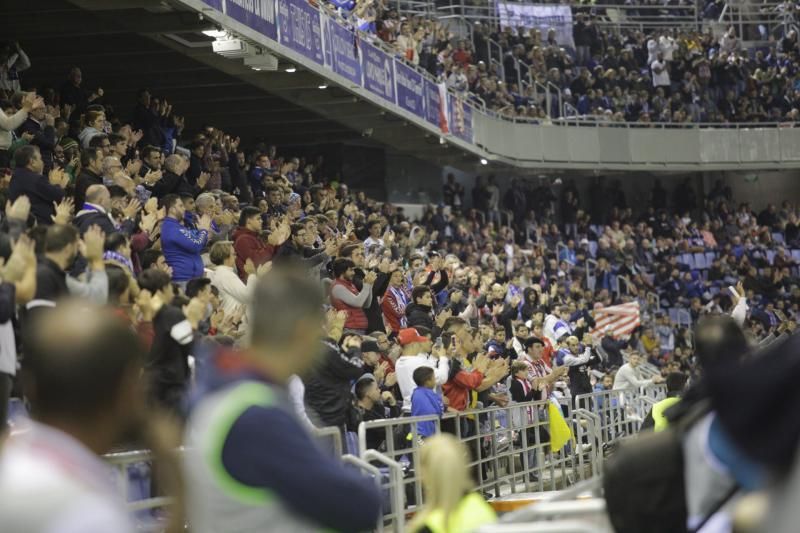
[[232, 207, 289, 280], [330, 258, 375, 334]]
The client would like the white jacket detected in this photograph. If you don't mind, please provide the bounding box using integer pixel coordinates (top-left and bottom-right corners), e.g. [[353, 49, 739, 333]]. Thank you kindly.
[[206, 265, 256, 316]]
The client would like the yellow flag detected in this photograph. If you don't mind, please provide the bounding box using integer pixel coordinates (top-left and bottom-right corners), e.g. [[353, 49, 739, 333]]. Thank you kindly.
[[548, 400, 574, 453]]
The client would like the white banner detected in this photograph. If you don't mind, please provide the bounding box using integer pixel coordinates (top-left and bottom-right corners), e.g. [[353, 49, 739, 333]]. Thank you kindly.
[[496, 3, 574, 49]]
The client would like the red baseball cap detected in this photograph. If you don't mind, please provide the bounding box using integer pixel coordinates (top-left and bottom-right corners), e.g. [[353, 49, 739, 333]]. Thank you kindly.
[[398, 328, 430, 346]]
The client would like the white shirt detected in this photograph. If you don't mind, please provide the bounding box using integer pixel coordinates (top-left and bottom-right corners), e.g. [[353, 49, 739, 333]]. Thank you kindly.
[[647, 39, 659, 64], [395, 353, 450, 412], [206, 265, 255, 316], [659, 36, 677, 60], [364, 236, 385, 250], [651, 60, 670, 87], [613, 363, 653, 390], [0, 422, 135, 533]]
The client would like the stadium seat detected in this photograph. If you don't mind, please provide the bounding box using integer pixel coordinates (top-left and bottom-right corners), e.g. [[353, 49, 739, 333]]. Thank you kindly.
[[773, 233, 785, 243], [588, 241, 598, 258], [693, 253, 707, 270]]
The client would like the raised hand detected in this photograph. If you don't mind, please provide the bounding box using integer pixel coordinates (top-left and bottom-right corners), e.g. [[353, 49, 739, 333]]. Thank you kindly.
[[144, 196, 159, 215], [244, 258, 257, 277], [139, 211, 158, 234], [6, 195, 30, 221], [122, 198, 142, 220], [3, 235, 36, 282], [81, 225, 106, 262], [143, 169, 163, 187], [197, 214, 213, 232], [51, 197, 75, 225], [197, 171, 211, 189]]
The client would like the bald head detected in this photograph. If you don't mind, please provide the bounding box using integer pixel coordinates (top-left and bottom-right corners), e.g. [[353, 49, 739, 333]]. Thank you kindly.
[[85, 184, 111, 209], [22, 301, 145, 421]]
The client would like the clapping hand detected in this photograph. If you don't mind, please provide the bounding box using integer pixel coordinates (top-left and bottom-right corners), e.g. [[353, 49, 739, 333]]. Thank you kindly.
[[6, 196, 30, 222], [51, 197, 74, 225]]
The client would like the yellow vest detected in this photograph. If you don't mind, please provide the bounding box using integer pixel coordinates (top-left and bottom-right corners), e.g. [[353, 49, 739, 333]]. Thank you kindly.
[[420, 492, 497, 533], [652, 397, 680, 432]]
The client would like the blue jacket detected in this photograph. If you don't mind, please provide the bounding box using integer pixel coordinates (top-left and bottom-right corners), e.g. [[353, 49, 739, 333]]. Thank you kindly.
[[411, 386, 443, 437], [161, 217, 208, 281]]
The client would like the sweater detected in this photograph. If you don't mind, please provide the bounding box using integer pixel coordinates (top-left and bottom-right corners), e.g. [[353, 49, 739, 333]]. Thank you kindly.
[[160, 217, 208, 282], [231, 227, 274, 281]]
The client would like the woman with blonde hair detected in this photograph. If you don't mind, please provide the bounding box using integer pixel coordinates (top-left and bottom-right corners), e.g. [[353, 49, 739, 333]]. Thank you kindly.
[[409, 434, 496, 533]]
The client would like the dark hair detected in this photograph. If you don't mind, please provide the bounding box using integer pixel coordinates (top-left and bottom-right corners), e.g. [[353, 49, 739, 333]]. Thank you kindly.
[[411, 286, 430, 303], [107, 185, 127, 199], [190, 140, 205, 153], [108, 133, 126, 146], [104, 232, 129, 253], [333, 258, 355, 278], [139, 249, 164, 270], [666, 372, 688, 394], [339, 243, 361, 259], [239, 206, 261, 227], [141, 145, 161, 161], [44, 224, 79, 253], [137, 268, 172, 294], [185, 277, 211, 298], [160, 194, 182, 214], [88, 134, 109, 149], [290, 223, 305, 237], [14, 145, 40, 168], [106, 264, 130, 305], [22, 302, 144, 418], [413, 366, 435, 387], [524, 336, 544, 349], [354, 376, 376, 401], [443, 316, 468, 333], [694, 315, 748, 370], [81, 147, 103, 167]]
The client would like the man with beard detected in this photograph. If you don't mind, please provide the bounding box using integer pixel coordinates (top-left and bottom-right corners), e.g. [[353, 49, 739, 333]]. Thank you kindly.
[[340, 243, 390, 333], [330, 258, 375, 334]]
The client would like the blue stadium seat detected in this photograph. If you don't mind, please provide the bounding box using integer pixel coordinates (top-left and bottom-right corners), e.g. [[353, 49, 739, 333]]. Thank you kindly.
[[705, 251, 716, 265], [773, 233, 784, 244], [8, 398, 28, 421], [588, 241, 598, 258], [792, 250, 800, 262], [767, 250, 776, 265], [693, 253, 707, 269]]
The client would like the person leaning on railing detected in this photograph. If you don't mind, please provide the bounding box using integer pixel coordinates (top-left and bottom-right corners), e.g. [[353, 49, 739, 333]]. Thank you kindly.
[[407, 434, 497, 533]]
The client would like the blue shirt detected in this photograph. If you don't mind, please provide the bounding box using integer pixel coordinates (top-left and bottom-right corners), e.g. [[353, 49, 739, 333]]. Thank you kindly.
[[161, 217, 208, 281]]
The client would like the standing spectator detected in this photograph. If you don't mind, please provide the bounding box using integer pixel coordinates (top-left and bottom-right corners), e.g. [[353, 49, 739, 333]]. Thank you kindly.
[[0, 302, 176, 533], [132, 89, 164, 149], [330, 258, 375, 334], [74, 147, 104, 209], [16, 101, 56, 172], [206, 240, 263, 316], [411, 366, 445, 439], [382, 268, 409, 334], [0, 42, 31, 93], [442, 173, 464, 210], [232, 207, 289, 280], [651, 52, 670, 94], [395, 327, 448, 412], [613, 352, 663, 390], [601, 328, 629, 369], [139, 268, 201, 414], [184, 268, 381, 532], [486, 175, 501, 228], [573, 14, 592, 66], [160, 194, 211, 283], [9, 146, 67, 225]]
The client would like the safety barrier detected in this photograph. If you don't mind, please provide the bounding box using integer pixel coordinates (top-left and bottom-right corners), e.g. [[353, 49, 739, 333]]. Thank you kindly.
[[357, 398, 603, 523], [574, 385, 666, 449]]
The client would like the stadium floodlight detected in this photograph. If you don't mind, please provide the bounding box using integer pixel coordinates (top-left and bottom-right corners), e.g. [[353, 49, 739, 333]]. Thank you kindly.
[[318, 83, 328, 89], [202, 29, 228, 39], [243, 50, 279, 71], [480, 158, 488, 165], [212, 38, 250, 58], [285, 66, 297, 73]]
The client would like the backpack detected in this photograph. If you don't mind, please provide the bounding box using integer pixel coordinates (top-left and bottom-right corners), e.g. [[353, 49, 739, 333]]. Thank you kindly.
[[603, 400, 712, 533]]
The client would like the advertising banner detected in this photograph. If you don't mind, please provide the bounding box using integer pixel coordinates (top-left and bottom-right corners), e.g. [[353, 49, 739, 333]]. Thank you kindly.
[[450, 95, 473, 143], [202, 0, 224, 10], [394, 59, 424, 118], [496, 3, 574, 48], [323, 16, 362, 86], [226, 0, 277, 40], [277, 0, 324, 64], [361, 41, 395, 104]]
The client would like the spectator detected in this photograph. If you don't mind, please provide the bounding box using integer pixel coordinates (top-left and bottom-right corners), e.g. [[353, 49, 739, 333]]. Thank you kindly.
[[16, 100, 56, 172], [640, 371, 688, 432], [0, 302, 178, 533], [9, 145, 67, 225], [408, 434, 496, 532], [160, 194, 211, 282], [382, 268, 410, 333], [411, 365, 445, 439], [330, 258, 375, 334], [206, 240, 264, 316], [395, 327, 448, 412], [348, 374, 400, 450], [613, 352, 663, 390]]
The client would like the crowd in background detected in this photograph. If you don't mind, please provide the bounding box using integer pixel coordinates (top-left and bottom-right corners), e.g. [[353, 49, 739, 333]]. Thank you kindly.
[[1, 39, 799, 532]]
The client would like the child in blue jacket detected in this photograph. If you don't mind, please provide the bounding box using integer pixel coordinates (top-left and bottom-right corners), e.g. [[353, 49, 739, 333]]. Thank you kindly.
[[410, 366, 444, 438]]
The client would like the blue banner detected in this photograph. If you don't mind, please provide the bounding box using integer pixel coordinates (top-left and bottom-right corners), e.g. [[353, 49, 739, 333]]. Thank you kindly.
[[202, 0, 224, 9], [361, 41, 395, 104], [323, 16, 362, 86], [277, 0, 323, 64], [394, 60, 424, 118], [424, 79, 442, 127], [226, 0, 277, 40]]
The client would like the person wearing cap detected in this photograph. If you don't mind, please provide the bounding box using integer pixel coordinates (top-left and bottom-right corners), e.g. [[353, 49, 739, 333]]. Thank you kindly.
[[361, 339, 396, 390], [394, 327, 448, 413]]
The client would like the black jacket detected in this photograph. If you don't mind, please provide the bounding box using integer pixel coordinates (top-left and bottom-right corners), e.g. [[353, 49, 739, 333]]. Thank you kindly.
[[8, 167, 64, 226], [405, 303, 434, 331], [17, 118, 56, 171], [74, 169, 103, 209], [151, 170, 197, 199], [304, 338, 365, 427], [147, 304, 195, 410]]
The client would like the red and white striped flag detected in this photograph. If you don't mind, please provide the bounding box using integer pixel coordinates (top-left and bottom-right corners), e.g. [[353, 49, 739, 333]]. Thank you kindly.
[[591, 301, 641, 339]]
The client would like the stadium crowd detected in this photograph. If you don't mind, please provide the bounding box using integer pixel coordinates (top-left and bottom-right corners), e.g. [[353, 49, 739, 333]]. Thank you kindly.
[[322, 0, 800, 123], [0, 41, 799, 532]]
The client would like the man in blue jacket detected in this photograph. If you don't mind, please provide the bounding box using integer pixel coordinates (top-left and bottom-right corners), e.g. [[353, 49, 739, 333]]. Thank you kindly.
[[184, 266, 383, 532], [160, 194, 211, 282]]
